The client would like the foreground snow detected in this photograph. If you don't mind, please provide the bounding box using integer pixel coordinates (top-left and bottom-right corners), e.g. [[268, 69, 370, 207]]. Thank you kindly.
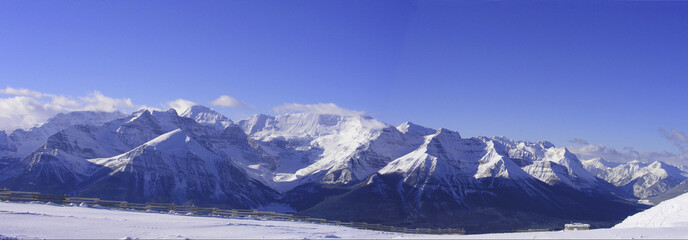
[[614, 191, 688, 229], [1, 201, 687, 239]]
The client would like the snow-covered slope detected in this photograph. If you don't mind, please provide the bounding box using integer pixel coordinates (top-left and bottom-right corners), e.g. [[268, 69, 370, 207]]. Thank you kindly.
[[582, 159, 688, 198], [614, 192, 688, 228], [0, 201, 427, 239], [1, 201, 686, 239], [83, 128, 276, 207]]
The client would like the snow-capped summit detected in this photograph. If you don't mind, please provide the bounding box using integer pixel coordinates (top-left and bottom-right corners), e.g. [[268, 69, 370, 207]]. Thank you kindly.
[[238, 114, 275, 135], [486, 137, 600, 190], [396, 122, 436, 136], [581, 157, 621, 175], [246, 112, 387, 140], [378, 131, 534, 191], [234, 112, 399, 191], [180, 105, 233, 129]]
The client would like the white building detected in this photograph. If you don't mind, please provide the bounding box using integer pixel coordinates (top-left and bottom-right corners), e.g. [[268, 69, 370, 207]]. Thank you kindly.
[[564, 223, 590, 231]]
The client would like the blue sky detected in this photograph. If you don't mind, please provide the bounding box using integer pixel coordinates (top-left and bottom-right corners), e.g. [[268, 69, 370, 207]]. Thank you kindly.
[[0, 1, 687, 156]]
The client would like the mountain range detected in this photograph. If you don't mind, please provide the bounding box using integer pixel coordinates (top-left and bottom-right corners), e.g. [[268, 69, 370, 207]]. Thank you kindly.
[[1, 106, 684, 233]]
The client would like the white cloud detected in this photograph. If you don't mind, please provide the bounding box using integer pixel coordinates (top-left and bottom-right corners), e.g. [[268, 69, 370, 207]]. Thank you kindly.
[[273, 103, 364, 116], [568, 138, 589, 145], [0, 87, 47, 98], [210, 95, 246, 108], [167, 99, 197, 114], [660, 128, 688, 154], [0, 87, 139, 131], [80, 91, 137, 112]]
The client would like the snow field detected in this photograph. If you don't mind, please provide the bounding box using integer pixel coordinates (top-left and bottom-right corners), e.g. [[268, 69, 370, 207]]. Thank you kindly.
[[2, 199, 688, 239]]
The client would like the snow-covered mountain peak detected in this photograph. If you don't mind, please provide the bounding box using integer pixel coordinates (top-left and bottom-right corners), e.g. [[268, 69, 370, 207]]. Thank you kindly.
[[473, 139, 530, 179], [90, 128, 215, 174], [423, 128, 466, 157], [537, 141, 555, 149], [3, 111, 126, 158], [126, 109, 153, 122], [434, 127, 461, 138], [238, 114, 275, 135], [145, 128, 186, 147], [225, 112, 398, 191], [378, 133, 527, 181], [485, 137, 599, 188], [249, 112, 388, 141], [179, 105, 233, 129], [0, 108, 654, 229], [583, 157, 622, 168], [36, 111, 126, 129], [396, 122, 436, 136]]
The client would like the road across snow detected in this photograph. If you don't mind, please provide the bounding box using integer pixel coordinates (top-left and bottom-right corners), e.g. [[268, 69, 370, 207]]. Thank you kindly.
[[1, 200, 688, 239]]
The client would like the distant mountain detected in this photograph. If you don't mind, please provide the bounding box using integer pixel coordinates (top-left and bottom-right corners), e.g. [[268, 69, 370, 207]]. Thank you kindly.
[[0, 106, 648, 233], [582, 159, 687, 198]]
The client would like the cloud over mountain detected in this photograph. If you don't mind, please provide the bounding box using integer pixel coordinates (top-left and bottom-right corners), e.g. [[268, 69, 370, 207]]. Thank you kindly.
[[569, 138, 589, 145], [210, 95, 246, 108], [0, 87, 137, 131], [660, 128, 688, 154], [569, 144, 688, 169], [273, 103, 364, 116], [167, 99, 197, 114]]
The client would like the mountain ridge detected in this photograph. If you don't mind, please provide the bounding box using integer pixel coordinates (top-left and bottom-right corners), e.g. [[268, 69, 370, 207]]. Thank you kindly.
[[0, 105, 672, 233]]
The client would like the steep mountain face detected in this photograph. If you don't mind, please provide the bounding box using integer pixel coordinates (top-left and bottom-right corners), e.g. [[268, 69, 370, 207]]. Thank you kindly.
[[582, 159, 688, 198], [0, 106, 648, 233]]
